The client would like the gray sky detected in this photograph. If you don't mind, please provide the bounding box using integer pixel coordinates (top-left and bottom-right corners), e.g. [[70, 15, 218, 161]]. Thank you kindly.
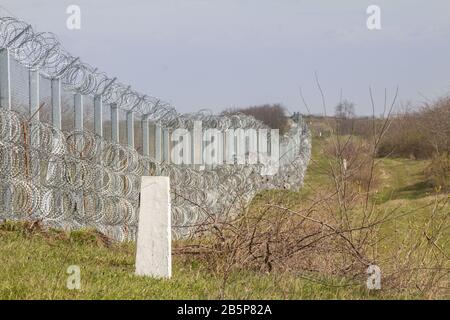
[[1, 0, 449, 115]]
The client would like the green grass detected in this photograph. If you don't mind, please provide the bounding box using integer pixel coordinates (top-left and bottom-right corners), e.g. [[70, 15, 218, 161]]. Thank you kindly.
[[0, 136, 447, 300], [375, 158, 434, 203], [1, 221, 390, 300]]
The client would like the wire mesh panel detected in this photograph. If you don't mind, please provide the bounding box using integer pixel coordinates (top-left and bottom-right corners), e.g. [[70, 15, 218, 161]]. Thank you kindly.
[[119, 108, 127, 145], [61, 89, 75, 131], [39, 75, 52, 124], [83, 95, 94, 132], [102, 103, 112, 141], [148, 122, 156, 158], [10, 56, 29, 115], [134, 114, 142, 154]]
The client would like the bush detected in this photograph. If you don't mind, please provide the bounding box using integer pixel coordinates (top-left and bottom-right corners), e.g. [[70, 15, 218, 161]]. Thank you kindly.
[[324, 139, 376, 189], [377, 113, 434, 159], [426, 153, 450, 192], [418, 97, 450, 155], [223, 104, 289, 134], [377, 96, 450, 159]]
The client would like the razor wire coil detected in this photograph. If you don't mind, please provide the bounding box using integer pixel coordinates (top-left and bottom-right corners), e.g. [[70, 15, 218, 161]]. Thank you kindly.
[[0, 15, 312, 241]]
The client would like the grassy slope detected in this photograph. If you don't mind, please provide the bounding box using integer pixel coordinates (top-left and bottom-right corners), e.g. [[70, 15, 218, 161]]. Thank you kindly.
[[1, 222, 376, 299], [0, 137, 446, 300]]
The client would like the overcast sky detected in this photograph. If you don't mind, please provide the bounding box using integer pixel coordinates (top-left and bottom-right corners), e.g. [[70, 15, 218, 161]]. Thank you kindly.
[[1, 0, 449, 115]]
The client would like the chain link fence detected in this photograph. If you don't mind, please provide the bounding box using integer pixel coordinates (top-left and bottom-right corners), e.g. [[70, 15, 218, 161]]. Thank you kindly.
[[0, 15, 311, 240]]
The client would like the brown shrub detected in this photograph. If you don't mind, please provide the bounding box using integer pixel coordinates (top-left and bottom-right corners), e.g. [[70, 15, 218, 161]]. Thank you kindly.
[[324, 139, 378, 190], [426, 152, 450, 192], [377, 97, 450, 159], [418, 97, 450, 155]]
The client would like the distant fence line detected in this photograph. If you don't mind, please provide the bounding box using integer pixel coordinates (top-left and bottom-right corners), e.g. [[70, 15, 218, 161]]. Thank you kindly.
[[0, 16, 311, 240]]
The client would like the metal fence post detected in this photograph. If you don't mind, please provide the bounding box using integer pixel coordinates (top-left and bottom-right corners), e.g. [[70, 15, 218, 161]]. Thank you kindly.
[[110, 103, 119, 143], [51, 78, 61, 129], [29, 69, 40, 117], [74, 93, 83, 153], [126, 111, 134, 148], [141, 116, 150, 174], [72, 92, 84, 216], [192, 120, 202, 169], [49, 77, 62, 215], [235, 128, 246, 165], [154, 123, 162, 162], [162, 128, 170, 163], [110, 103, 120, 174], [0, 48, 11, 215], [148, 121, 156, 159], [29, 69, 40, 185], [94, 95, 103, 137], [225, 129, 235, 165], [142, 117, 149, 156], [93, 95, 103, 198]]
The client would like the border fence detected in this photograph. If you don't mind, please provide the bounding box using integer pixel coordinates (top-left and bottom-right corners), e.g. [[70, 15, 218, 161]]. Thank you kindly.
[[0, 16, 311, 240]]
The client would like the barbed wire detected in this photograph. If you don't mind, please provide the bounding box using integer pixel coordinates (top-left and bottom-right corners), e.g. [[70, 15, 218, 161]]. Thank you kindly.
[[0, 16, 178, 122], [0, 15, 312, 240]]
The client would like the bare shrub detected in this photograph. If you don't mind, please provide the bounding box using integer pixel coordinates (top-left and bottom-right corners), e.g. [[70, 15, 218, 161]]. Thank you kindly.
[[378, 96, 450, 159], [377, 113, 432, 159], [178, 88, 449, 299], [426, 152, 450, 192], [418, 96, 450, 155], [324, 139, 376, 190], [178, 101, 393, 297]]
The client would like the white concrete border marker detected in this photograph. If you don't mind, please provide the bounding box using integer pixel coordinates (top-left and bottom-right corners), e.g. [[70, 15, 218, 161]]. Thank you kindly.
[[135, 176, 172, 278]]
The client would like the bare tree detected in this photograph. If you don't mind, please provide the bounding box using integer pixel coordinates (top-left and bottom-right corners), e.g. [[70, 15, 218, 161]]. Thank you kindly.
[[335, 100, 355, 119]]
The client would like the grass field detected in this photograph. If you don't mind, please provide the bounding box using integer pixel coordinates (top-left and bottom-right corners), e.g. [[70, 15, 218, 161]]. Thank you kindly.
[[0, 221, 377, 299], [2, 220, 426, 300], [0, 137, 448, 299]]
